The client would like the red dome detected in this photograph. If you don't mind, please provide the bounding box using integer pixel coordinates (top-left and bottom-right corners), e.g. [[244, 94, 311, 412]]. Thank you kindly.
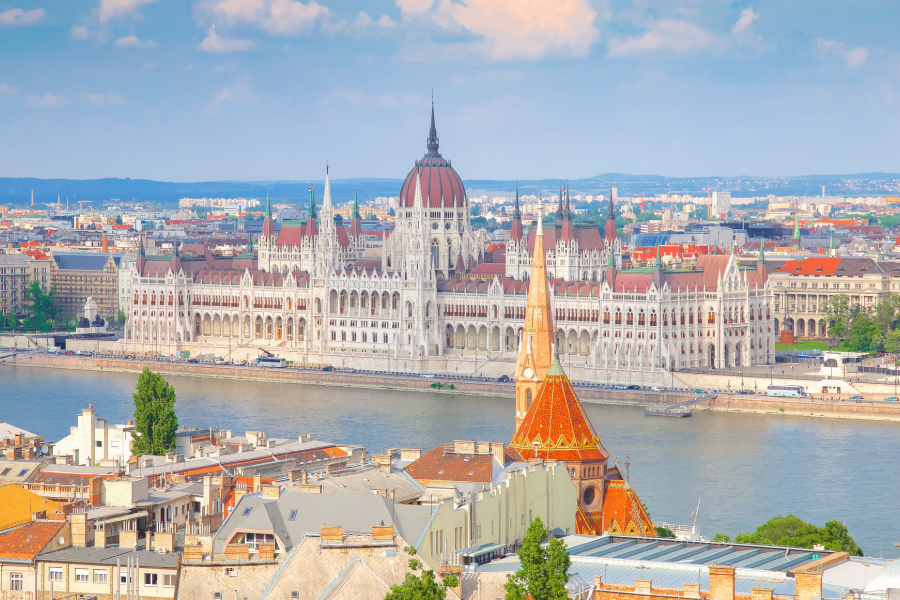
[[399, 106, 466, 209]]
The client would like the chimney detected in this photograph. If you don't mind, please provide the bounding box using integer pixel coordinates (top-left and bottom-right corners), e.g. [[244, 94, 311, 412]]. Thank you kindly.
[[795, 572, 823, 600], [320, 526, 343, 543], [635, 580, 652, 594], [709, 566, 735, 600], [453, 440, 475, 454], [70, 513, 89, 547], [372, 454, 392, 474], [594, 576, 603, 589], [102, 234, 108, 253], [684, 584, 701, 599], [261, 484, 281, 499], [400, 448, 422, 462], [253, 474, 262, 492], [301, 471, 309, 484], [371, 524, 394, 541], [752, 588, 774, 600], [491, 443, 505, 464]]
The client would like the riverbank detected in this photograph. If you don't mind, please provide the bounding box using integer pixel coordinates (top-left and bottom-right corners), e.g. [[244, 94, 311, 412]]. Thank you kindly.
[[5, 353, 900, 422]]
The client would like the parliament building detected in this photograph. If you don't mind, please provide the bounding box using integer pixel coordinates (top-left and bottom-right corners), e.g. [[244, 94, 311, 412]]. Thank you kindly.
[[122, 106, 775, 382]]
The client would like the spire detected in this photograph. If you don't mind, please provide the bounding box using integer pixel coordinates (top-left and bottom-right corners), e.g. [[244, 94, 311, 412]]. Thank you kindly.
[[138, 235, 145, 257], [510, 184, 523, 242], [757, 237, 766, 265], [323, 165, 332, 209], [353, 187, 360, 219], [604, 187, 617, 243], [266, 188, 271, 219], [655, 242, 662, 268], [426, 92, 439, 156], [561, 184, 575, 241], [537, 195, 544, 236], [308, 185, 317, 219]]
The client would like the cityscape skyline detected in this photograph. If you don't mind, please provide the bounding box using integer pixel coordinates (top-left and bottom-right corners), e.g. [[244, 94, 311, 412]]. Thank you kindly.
[[1, 0, 898, 181]]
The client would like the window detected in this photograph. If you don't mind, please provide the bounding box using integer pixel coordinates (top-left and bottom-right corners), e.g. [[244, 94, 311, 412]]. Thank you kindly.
[[94, 570, 108, 584], [49, 567, 63, 581], [0, 468, 9, 476], [163, 574, 177, 587], [75, 568, 90, 582], [144, 572, 158, 586], [120, 572, 129, 585], [96, 440, 103, 447], [242, 507, 252, 516], [10, 573, 23, 591], [288, 509, 297, 521], [17, 469, 27, 477]]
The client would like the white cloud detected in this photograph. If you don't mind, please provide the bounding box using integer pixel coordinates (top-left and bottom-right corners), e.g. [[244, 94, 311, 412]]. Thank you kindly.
[[396, 0, 433, 17], [731, 8, 759, 35], [607, 19, 727, 57], [0, 83, 19, 95], [818, 38, 869, 69], [89, 93, 126, 106], [198, 0, 329, 35], [0, 7, 46, 26], [26, 93, 67, 108], [99, 0, 156, 22], [214, 79, 261, 104], [198, 25, 254, 53], [114, 35, 157, 48], [70, 24, 91, 39], [442, 0, 599, 60]]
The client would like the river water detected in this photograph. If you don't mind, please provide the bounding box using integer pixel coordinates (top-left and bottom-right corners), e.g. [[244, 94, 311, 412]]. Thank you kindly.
[[3, 365, 898, 558]]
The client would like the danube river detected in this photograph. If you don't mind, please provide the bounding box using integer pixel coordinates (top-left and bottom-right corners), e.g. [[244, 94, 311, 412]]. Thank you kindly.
[[4, 365, 898, 558]]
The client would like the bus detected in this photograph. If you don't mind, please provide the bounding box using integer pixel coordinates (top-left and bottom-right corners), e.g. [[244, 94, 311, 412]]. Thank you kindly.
[[257, 357, 286, 368], [767, 384, 807, 398]]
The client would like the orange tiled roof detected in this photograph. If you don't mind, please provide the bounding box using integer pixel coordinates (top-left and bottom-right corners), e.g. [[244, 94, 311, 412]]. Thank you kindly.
[[509, 358, 608, 462], [0, 485, 60, 531], [404, 446, 494, 486], [600, 479, 656, 537], [0, 520, 66, 559], [776, 257, 842, 275]]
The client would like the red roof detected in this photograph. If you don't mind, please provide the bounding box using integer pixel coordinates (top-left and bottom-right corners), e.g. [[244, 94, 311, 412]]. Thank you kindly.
[[0, 521, 66, 560], [405, 446, 494, 486], [776, 257, 842, 276], [509, 358, 608, 462]]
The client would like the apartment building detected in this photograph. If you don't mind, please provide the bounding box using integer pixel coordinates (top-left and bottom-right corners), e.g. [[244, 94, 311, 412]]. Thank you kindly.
[[0, 254, 51, 318], [51, 252, 121, 321], [769, 257, 900, 337]]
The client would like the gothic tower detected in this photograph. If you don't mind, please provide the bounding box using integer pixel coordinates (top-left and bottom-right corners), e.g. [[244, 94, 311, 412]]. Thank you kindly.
[[513, 203, 555, 429]]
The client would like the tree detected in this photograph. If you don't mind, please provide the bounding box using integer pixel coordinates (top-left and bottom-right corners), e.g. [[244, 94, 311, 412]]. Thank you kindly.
[[823, 295, 854, 340], [384, 547, 455, 600], [132, 369, 179, 457], [115, 215, 124, 225], [847, 314, 880, 352], [25, 281, 58, 330], [885, 329, 900, 355], [712, 533, 732, 542], [505, 517, 570, 600], [728, 515, 863, 556]]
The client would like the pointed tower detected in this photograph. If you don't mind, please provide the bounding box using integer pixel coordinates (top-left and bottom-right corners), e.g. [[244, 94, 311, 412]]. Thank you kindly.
[[793, 213, 801, 250], [350, 187, 363, 240], [604, 187, 617, 244], [510, 185, 523, 242], [261, 189, 276, 272], [513, 200, 555, 429], [560, 187, 575, 242], [304, 186, 318, 240]]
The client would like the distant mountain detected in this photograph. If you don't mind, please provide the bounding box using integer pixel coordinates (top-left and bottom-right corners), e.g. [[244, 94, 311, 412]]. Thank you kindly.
[[2, 172, 899, 206]]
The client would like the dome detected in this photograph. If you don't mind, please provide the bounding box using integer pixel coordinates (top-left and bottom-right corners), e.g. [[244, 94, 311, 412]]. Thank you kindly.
[[399, 105, 466, 209]]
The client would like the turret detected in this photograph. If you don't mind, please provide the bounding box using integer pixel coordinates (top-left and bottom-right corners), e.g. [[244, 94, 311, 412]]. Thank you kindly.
[[509, 185, 523, 242], [793, 213, 801, 250], [604, 187, 617, 244], [305, 186, 318, 239], [560, 186, 575, 242], [349, 187, 363, 239]]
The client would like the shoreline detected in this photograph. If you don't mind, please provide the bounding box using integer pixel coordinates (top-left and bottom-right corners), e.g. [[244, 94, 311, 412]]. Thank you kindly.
[[5, 354, 900, 423]]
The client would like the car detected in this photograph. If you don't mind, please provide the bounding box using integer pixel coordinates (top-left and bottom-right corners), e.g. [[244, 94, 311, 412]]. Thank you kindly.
[[626, 384, 639, 390], [322, 365, 334, 372], [650, 386, 664, 392], [613, 384, 627, 390], [849, 395, 864, 402], [885, 397, 899, 402], [214, 358, 227, 365], [739, 390, 754, 395], [188, 358, 199, 364], [421, 373, 436, 379], [497, 375, 511, 383], [693, 389, 705, 394]]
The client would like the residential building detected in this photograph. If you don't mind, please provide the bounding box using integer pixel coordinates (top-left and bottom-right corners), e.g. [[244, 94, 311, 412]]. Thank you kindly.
[[0, 519, 71, 599], [0, 485, 60, 531], [50, 252, 121, 321], [54, 405, 134, 468], [0, 254, 51, 318]]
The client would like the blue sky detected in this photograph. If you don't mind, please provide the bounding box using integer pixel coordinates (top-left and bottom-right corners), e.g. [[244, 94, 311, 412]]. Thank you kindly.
[[0, 0, 898, 181]]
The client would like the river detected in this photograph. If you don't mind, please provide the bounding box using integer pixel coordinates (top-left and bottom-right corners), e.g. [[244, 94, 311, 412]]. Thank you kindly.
[[3, 365, 897, 558]]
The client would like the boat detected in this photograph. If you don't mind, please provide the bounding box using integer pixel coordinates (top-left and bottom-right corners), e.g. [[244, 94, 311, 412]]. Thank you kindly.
[[644, 406, 692, 417]]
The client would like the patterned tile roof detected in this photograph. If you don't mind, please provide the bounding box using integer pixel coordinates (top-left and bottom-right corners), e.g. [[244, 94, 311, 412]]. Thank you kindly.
[[509, 358, 608, 462], [404, 446, 494, 486], [600, 479, 656, 537]]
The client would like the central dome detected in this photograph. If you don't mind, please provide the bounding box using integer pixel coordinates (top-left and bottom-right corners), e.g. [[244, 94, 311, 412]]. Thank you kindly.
[[399, 105, 466, 209]]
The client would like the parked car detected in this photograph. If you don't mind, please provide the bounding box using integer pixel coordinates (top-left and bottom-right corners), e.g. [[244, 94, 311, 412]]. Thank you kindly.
[[650, 386, 664, 392], [693, 389, 705, 394], [613, 384, 627, 390], [739, 390, 754, 395], [421, 373, 436, 379], [849, 395, 864, 402], [214, 358, 227, 365], [497, 375, 511, 383], [322, 365, 334, 372], [188, 358, 199, 364], [884, 397, 899, 402], [626, 384, 639, 390]]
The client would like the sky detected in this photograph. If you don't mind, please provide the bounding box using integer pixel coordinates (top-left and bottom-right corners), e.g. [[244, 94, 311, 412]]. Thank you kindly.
[[0, 0, 898, 182]]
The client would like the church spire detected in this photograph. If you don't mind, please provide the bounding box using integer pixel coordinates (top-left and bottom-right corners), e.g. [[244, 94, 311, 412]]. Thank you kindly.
[[510, 184, 523, 242], [655, 242, 662, 268], [513, 196, 555, 430], [604, 187, 617, 244], [426, 92, 440, 156], [323, 164, 333, 210], [758, 236, 766, 265]]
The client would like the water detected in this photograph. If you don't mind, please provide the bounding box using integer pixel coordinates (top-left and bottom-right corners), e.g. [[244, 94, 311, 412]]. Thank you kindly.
[[3, 365, 898, 558]]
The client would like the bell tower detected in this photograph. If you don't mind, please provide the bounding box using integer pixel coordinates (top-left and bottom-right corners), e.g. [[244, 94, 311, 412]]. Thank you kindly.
[[514, 201, 555, 429]]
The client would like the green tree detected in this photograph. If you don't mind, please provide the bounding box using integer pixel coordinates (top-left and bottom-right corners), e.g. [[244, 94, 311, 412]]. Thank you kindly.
[[712, 533, 732, 542], [115, 215, 124, 225], [728, 515, 863, 556], [879, 215, 900, 229], [384, 549, 454, 600], [132, 369, 179, 457], [505, 517, 570, 600], [823, 295, 855, 340], [25, 281, 58, 330], [885, 329, 900, 354], [847, 314, 880, 352]]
